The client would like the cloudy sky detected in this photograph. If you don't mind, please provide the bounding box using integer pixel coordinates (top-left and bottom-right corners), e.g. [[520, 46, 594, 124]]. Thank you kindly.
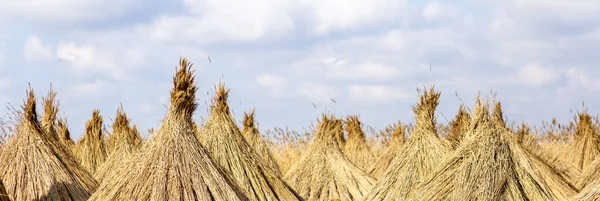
[[1, 0, 599, 139]]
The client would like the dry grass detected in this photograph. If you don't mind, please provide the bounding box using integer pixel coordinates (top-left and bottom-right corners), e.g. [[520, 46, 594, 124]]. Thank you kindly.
[[284, 114, 375, 200], [409, 98, 577, 201], [94, 106, 142, 183], [0, 87, 98, 201], [88, 57, 248, 200], [343, 115, 375, 171], [198, 83, 302, 201], [265, 127, 313, 175], [365, 86, 449, 200], [446, 104, 470, 149], [74, 109, 108, 174], [242, 109, 283, 177]]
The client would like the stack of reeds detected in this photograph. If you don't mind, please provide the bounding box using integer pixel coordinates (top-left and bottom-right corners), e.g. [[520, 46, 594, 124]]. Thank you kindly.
[[284, 114, 374, 200], [446, 104, 470, 149], [94, 106, 142, 183], [408, 98, 577, 200], [0, 87, 98, 200], [242, 109, 283, 177], [571, 111, 600, 171], [75, 109, 108, 174], [198, 84, 302, 200], [57, 118, 75, 151], [41, 87, 60, 143], [343, 115, 375, 171], [365, 86, 449, 200], [368, 121, 406, 178], [88, 57, 248, 200]]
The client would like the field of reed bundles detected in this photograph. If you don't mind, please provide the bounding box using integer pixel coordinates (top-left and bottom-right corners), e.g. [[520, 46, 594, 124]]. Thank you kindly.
[[2, 57, 600, 201]]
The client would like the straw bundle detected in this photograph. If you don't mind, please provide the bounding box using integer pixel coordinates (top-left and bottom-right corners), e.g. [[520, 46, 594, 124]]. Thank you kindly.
[[364, 86, 449, 200], [94, 107, 142, 183], [57, 118, 75, 150], [88, 57, 247, 200], [242, 109, 283, 177], [75, 110, 108, 174], [571, 111, 600, 171], [106, 106, 142, 154], [343, 115, 375, 171], [367, 121, 406, 178], [0, 181, 9, 201], [41, 87, 60, 143], [199, 84, 302, 201], [284, 114, 375, 200], [446, 104, 470, 149], [333, 118, 346, 147], [408, 98, 577, 201], [0, 88, 98, 201], [576, 177, 600, 200]]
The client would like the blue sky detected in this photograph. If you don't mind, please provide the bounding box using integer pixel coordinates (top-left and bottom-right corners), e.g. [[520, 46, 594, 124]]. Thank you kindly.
[[1, 0, 600, 140]]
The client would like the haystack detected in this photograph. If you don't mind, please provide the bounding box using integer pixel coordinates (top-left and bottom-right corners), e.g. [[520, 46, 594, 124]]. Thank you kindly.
[[57, 118, 75, 150], [446, 104, 470, 149], [0, 88, 98, 201], [408, 98, 577, 201], [88, 57, 247, 200], [199, 84, 302, 201], [284, 114, 375, 200], [368, 121, 406, 178], [75, 110, 108, 174], [343, 115, 375, 171], [570, 111, 600, 171], [94, 107, 142, 183], [364, 86, 449, 200], [242, 109, 283, 177]]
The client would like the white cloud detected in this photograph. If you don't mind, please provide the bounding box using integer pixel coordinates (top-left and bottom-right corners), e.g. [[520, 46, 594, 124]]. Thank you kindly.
[[256, 74, 288, 96], [514, 64, 559, 87], [296, 83, 336, 103], [148, 0, 408, 43], [0, 0, 140, 25], [308, 0, 408, 35], [421, 1, 459, 21], [68, 80, 106, 95], [149, 0, 296, 43], [0, 77, 11, 88], [293, 57, 401, 80], [55, 41, 145, 80], [347, 85, 409, 104], [562, 68, 600, 91], [24, 35, 53, 61]]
